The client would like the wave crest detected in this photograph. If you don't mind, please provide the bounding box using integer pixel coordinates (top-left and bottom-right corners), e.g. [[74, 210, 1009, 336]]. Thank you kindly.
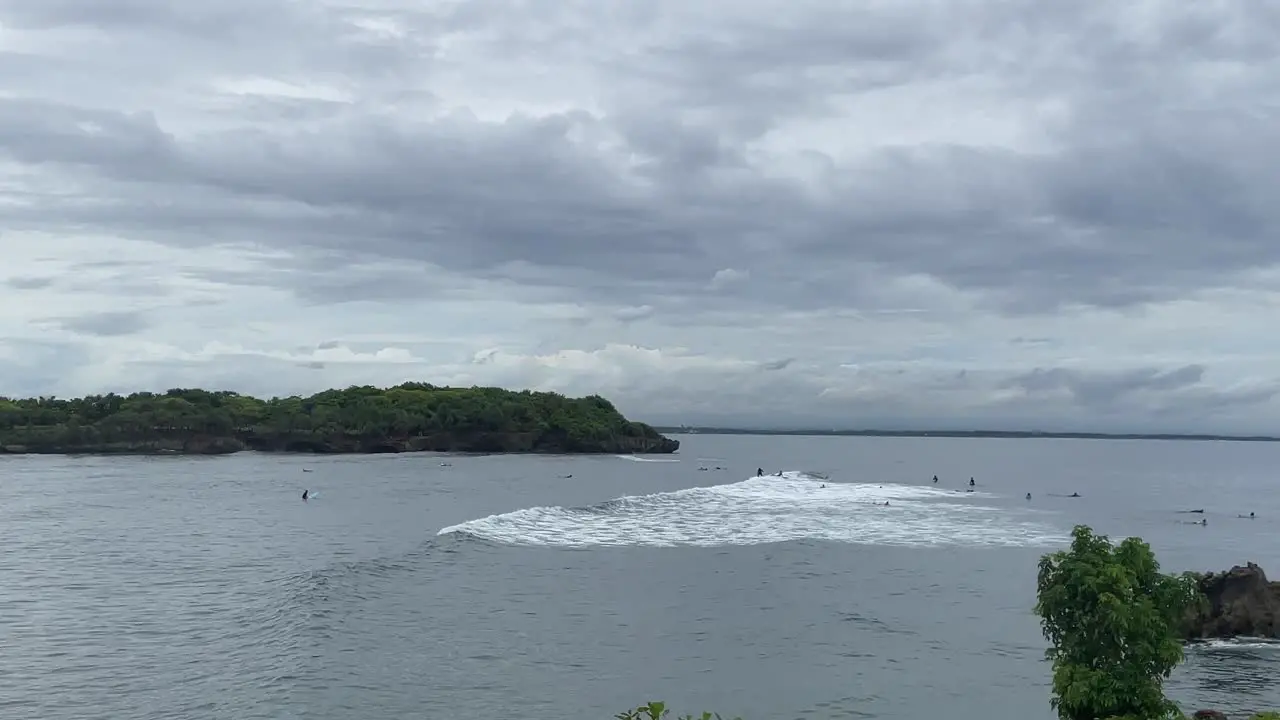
[[437, 471, 1063, 549]]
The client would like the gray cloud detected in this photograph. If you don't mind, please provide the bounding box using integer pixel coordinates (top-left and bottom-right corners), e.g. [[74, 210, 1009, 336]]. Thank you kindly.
[[0, 340, 93, 398], [1006, 365, 1209, 406], [993, 364, 1280, 427], [5, 276, 54, 290], [0, 1, 1275, 316], [0, 0, 1279, 432], [52, 311, 151, 337]]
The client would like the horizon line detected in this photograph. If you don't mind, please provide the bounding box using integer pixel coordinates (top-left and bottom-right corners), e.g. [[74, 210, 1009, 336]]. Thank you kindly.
[[650, 426, 1280, 443]]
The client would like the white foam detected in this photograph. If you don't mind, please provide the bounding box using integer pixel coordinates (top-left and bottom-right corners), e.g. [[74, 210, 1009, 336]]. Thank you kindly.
[[1195, 638, 1280, 651], [614, 454, 679, 463], [437, 471, 1065, 549]]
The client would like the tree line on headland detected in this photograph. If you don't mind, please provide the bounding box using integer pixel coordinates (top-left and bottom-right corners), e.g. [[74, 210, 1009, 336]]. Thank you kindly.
[[618, 525, 1280, 720], [0, 384, 679, 455]]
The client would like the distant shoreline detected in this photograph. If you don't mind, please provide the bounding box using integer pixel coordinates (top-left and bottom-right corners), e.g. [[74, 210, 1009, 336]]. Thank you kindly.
[[653, 427, 1280, 443]]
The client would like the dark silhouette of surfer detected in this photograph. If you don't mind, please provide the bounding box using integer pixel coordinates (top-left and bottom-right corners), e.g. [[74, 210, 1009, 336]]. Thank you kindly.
[[757, 468, 763, 476], [302, 489, 309, 501], [933, 475, 938, 483]]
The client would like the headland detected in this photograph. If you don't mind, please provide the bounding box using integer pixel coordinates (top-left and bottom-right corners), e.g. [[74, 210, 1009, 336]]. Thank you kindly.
[[0, 384, 679, 456]]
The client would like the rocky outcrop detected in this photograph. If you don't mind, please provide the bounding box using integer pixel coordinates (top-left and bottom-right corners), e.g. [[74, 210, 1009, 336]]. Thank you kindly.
[[1183, 563, 1280, 640], [0, 431, 679, 456]]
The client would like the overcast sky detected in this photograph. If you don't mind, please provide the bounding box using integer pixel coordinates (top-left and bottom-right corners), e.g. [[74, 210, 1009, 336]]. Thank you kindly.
[[1, 1, 1278, 433]]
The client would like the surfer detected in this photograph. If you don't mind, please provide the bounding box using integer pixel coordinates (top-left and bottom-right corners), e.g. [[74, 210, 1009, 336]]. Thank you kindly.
[[932, 475, 938, 483], [757, 468, 763, 476], [1069, 492, 1080, 497], [1026, 492, 1032, 500], [969, 477, 975, 487], [302, 489, 309, 501]]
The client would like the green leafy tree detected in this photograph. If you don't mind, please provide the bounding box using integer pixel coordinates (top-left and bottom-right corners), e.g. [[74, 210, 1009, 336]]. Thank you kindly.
[[1034, 525, 1203, 720], [0, 383, 676, 454]]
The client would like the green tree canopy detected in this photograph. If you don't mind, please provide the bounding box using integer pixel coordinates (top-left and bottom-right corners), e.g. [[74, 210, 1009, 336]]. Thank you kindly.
[[1035, 524, 1204, 720], [0, 384, 677, 454]]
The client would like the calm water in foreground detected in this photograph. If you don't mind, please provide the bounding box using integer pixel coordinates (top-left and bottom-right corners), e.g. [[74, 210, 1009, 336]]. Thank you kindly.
[[3, 434, 1279, 720]]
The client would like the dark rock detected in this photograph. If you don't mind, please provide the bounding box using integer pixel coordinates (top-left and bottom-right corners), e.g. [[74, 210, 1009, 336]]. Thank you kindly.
[[1183, 563, 1280, 640], [1192, 711, 1228, 720]]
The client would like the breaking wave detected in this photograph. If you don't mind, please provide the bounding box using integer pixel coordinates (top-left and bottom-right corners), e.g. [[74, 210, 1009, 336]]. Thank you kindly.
[[436, 471, 1065, 549], [1194, 638, 1280, 651]]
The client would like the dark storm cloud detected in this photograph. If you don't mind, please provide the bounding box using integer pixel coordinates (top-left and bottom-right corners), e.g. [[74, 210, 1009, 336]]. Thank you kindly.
[[0, 1, 1278, 314]]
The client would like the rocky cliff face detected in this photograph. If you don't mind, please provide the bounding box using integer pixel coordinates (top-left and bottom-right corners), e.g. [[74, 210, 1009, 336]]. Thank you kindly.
[[1183, 563, 1280, 640]]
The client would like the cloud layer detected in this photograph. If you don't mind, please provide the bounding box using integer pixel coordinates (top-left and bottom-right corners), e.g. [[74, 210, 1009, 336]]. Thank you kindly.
[[1, 0, 1279, 432]]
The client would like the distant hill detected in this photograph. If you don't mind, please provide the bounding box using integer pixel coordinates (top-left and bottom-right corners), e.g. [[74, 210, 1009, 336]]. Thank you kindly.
[[652, 426, 1280, 443]]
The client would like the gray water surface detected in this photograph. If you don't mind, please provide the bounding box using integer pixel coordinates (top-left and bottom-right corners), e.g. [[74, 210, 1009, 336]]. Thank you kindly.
[[3, 434, 1278, 719]]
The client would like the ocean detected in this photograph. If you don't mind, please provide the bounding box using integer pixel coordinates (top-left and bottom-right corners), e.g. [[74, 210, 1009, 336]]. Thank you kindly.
[[3, 434, 1278, 719]]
